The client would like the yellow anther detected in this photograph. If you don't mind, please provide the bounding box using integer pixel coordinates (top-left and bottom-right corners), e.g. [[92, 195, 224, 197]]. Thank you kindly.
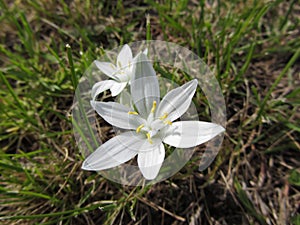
[[164, 120, 172, 125], [146, 132, 153, 144], [159, 112, 168, 120], [151, 101, 157, 113], [136, 124, 144, 133], [118, 61, 122, 68], [128, 111, 138, 115], [110, 64, 116, 69]]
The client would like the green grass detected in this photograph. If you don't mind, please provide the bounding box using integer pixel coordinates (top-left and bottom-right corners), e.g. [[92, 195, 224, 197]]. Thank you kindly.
[[1, 0, 299, 224]]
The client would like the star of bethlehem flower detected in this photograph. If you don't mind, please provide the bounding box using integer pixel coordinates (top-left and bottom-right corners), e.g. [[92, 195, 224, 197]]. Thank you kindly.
[[83, 53, 225, 180], [91, 44, 147, 101]]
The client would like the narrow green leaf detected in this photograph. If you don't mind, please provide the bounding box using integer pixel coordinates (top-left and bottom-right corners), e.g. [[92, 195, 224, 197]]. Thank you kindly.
[[288, 170, 300, 186], [234, 179, 267, 224]]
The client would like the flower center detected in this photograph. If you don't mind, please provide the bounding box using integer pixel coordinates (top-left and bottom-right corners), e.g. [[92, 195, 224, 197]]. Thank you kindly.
[[109, 61, 132, 83], [128, 101, 172, 144]]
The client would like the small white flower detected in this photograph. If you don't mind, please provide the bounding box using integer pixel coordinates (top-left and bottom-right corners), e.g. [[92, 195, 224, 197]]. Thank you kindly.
[[91, 45, 147, 101], [83, 53, 225, 180]]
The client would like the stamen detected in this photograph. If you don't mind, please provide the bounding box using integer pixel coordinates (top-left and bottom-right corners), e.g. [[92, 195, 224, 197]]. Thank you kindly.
[[118, 61, 122, 68], [164, 120, 172, 125], [110, 64, 116, 69], [128, 111, 138, 115], [150, 101, 157, 113], [159, 112, 168, 120], [146, 132, 153, 144], [136, 124, 144, 133]]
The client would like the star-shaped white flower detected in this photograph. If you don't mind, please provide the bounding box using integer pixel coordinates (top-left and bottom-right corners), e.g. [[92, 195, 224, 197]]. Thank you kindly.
[[91, 44, 147, 101], [83, 53, 225, 180]]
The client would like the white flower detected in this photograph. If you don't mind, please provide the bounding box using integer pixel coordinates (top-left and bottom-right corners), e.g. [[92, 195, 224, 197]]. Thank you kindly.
[[83, 53, 225, 180], [91, 45, 147, 101]]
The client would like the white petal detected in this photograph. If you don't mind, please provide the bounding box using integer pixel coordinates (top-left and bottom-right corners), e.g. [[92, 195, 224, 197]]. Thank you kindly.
[[94, 61, 119, 80], [130, 53, 160, 117], [92, 101, 146, 129], [163, 121, 225, 148], [119, 90, 133, 108], [156, 79, 198, 122], [82, 132, 138, 170], [137, 143, 165, 180], [91, 80, 118, 101], [110, 82, 127, 96], [143, 48, 148, 55], [117, 44, 133, 69]]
